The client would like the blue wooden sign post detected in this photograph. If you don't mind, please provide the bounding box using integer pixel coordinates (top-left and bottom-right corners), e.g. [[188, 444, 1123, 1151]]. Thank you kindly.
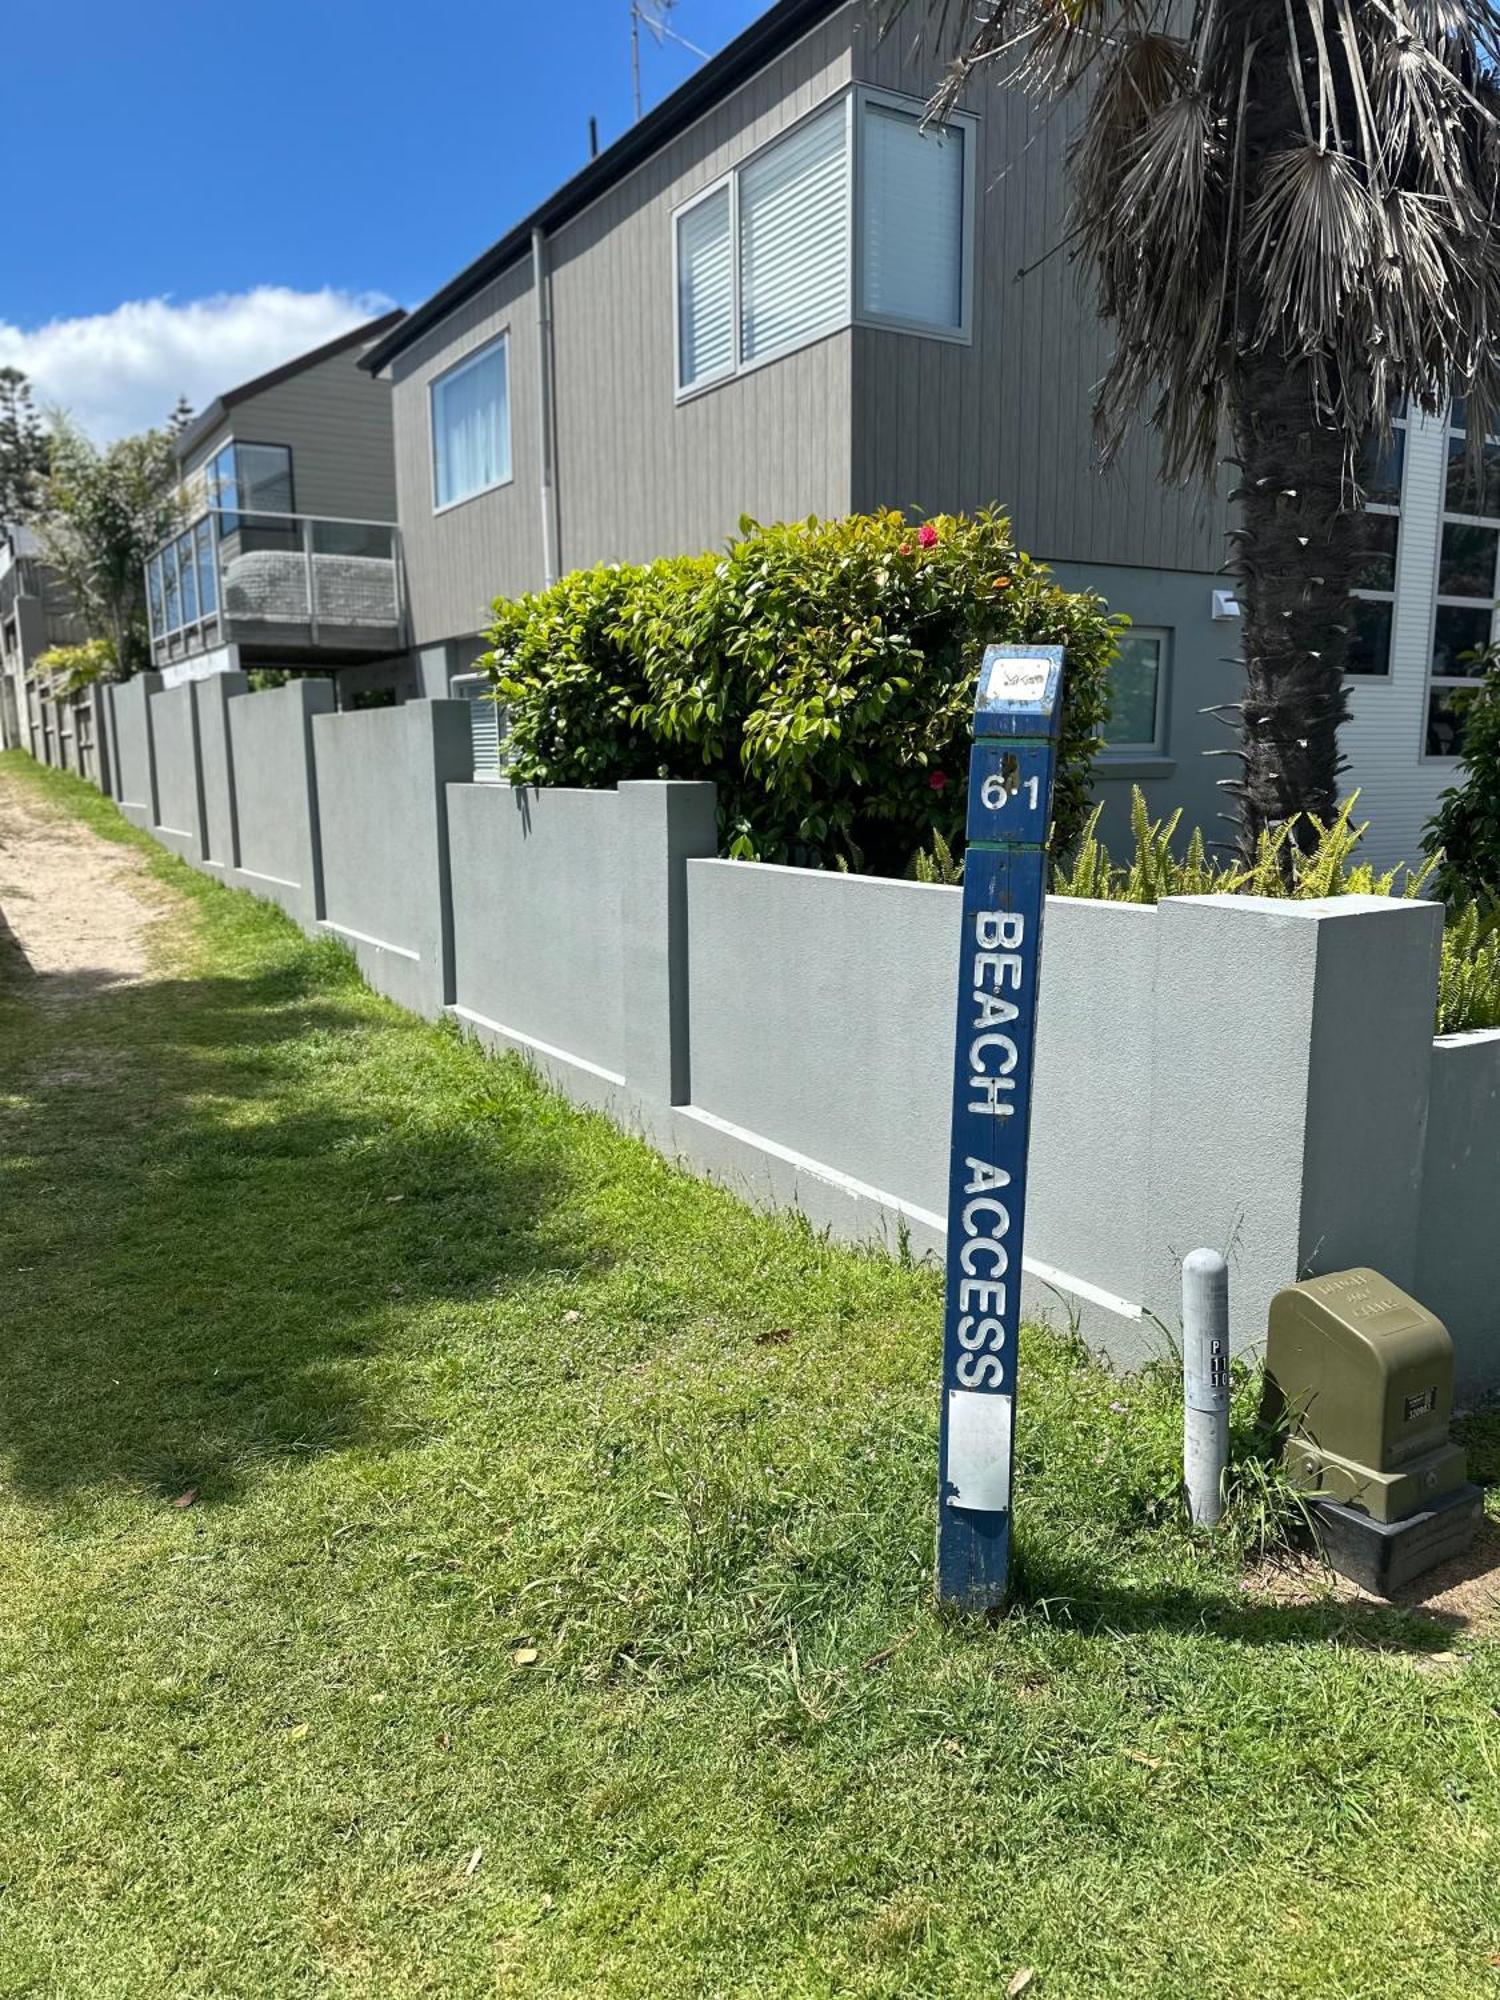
[[936, 644, 1065, 1612]]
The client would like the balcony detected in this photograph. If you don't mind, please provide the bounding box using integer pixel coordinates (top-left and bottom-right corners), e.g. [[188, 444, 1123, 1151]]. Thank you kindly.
[[146, 509, 406, 670]]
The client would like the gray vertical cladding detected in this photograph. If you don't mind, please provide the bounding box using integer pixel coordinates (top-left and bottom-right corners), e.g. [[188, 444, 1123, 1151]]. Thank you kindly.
[[847, 20, 1228, 576], [182, 340, 397, 525], [388, 259, 545, 647], [110, 673, 162, 828], [195, 671, 248, 871], [1418, 1032, 1500, 1396], [386, 11, 854, 648], [312, 700, 473, 1018], [225, 678, 334, 926], [547, 15, 854, 575], [149, 683, 207, 861]]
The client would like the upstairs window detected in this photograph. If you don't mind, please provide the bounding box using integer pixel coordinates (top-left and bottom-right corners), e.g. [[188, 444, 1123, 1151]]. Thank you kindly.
[[207, 441, 294, 530], [738, 102, 850, 364], [674, 88, 975, 397], [677, 185, 733, 392], [431, 334, 512, 511], [857, 97, 969, 334]]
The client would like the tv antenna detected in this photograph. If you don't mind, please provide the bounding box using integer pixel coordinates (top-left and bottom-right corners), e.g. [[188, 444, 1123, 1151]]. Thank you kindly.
[[630, 2, 708, 120]]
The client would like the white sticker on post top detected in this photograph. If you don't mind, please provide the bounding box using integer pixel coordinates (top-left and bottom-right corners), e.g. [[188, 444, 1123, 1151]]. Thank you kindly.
[[945, 1389, 1014, 1512], [984, 655, 1056, 708]]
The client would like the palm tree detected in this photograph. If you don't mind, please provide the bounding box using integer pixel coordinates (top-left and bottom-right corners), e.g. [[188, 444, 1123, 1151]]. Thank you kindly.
[[893, 0, 1500, 853]]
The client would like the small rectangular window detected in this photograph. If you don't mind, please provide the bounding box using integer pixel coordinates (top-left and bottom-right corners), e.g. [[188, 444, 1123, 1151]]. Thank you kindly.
[[1101, 632, 1166, 752], [196, 518, 217, 616], [432, 336, 511, 510], [1427, 685, 1477, 757], [739, 102, 849, 365], [162, 544, 180, 630], [677, 185, 733, 391], [178, 530, 198, 625], [859, 100, 966, 331], [1438, 521, 1499, 598], [1432, 604, 1494, 676], [146, 554, 164, 637], [1347, 598, 1394, 676]]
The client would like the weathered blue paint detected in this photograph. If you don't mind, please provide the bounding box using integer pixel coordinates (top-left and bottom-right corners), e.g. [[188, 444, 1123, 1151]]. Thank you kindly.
[[936, 644, 1065, 1611]]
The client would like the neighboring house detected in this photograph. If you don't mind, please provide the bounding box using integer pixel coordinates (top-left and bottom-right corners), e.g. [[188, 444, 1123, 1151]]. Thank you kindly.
[[361, 0, 1479, 864], [362, 0, 1236, 841], [144, 311, 423, 706], [0, 526, 89, 762]]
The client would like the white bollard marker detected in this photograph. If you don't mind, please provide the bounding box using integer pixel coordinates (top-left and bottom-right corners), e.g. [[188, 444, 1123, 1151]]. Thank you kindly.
[[1183, 1248, 1230, 1527]]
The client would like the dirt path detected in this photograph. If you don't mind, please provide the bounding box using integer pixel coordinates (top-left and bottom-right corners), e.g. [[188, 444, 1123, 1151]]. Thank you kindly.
[[0, 767, 166, 1001]]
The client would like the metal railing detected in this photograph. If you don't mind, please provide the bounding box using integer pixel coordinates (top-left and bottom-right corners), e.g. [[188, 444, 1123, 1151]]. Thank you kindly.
[[146, 507, 406, 660]]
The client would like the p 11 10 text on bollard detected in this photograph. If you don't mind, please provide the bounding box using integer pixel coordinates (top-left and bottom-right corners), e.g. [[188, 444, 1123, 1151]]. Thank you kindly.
[[936, 644, 1064, 1612]]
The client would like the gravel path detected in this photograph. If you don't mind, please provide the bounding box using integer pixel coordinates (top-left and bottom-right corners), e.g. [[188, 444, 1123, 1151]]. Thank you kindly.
[[0, 766, 165, 1001]]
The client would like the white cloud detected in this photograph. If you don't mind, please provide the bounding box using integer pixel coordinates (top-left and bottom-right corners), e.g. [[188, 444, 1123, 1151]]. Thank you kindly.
[[0, 286, 397, 443]]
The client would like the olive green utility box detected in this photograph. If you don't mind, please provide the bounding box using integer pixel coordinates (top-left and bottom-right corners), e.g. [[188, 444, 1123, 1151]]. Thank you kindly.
[[1264, 1269, 1468, 1524]]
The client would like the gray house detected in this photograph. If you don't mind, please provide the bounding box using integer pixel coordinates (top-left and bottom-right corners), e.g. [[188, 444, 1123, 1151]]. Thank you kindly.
[[363, 0, 1467, 863], [0, 527, 92, 766], [145, 310, 421, 705]]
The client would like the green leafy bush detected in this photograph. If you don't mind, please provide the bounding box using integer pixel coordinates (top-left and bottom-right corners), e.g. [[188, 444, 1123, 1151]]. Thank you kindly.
[[34, 636, 114, 695], [1423, 649, 1500, 903], [483, 509, 1119, 874], [1050, 788, 1500, 1037]]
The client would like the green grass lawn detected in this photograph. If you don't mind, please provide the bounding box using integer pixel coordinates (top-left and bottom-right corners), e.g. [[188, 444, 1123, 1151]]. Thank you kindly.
[[2, 751, 1500, 1999]]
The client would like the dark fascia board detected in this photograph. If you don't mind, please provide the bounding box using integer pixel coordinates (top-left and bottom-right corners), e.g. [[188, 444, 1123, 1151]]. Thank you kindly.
[[360, 0, 848, 376], [174, 307, 408, 464]]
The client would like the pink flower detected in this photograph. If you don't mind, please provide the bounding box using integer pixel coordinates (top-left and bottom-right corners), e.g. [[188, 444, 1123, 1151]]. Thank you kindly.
[[917, 523, 939, 549], [929, 770, 948, 792], [898, 542, 912, 556]]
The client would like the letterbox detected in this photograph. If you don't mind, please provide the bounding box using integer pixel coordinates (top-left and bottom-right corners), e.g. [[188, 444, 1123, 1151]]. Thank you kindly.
[[1263, 1268, 1467, 1524]]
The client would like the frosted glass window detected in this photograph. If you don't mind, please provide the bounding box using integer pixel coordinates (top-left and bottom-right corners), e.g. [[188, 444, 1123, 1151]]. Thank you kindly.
[[739, 103, 849, 364], [860, 101, 965, 329], [432, 337, 511, 509], [1102, 634, 1166, 751], [677, 185, 733, 390]]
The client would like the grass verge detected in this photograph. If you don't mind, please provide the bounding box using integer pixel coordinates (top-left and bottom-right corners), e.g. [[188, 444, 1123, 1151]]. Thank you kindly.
[[2, 752, 1499, 1998]]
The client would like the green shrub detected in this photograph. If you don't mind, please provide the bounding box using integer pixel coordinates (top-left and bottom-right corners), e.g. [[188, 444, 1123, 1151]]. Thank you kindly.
[[35, 636, 114, 695], [483, 509, 1119, 874], [1049, 788, 1500, 1037], [1423, 649, 1500, 903]]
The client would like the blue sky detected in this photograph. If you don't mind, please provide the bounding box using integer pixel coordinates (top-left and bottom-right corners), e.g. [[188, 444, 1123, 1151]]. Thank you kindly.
[[2, 0, 765, 436]]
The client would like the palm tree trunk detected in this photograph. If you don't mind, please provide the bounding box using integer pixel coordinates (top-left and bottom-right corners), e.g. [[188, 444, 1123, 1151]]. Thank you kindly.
[[1226, 348, 1356, 859]]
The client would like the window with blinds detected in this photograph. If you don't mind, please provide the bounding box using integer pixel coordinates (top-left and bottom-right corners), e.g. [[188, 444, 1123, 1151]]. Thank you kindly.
[[673, 88, 973, 398], [858, 101, 967, 331], [738, 102, 849, 364], [677, 184, 734, 391]]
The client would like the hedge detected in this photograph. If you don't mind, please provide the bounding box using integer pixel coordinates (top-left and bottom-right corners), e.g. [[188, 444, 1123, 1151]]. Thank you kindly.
[[482, 509, 1120, 875]]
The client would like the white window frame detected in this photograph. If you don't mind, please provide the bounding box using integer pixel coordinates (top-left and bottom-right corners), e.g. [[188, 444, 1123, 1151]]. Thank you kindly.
[[430, 330, 513, 515], [673, 174, 738, 398], [1422, 405, 1500, 760], [1098, 627, 1171, 759], [852, 85, 977, 345], [1347, 410, 1407, 686], [671, 85, 977, 404]]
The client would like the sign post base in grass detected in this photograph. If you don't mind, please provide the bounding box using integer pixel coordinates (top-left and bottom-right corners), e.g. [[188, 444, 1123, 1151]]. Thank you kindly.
[[936, 646, 1063, 1613]]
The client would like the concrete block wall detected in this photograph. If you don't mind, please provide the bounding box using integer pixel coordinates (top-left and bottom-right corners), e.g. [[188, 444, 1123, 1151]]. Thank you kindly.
[[1419, 1031, 1500, 1396], [77, 683, 1500, 1390], [148, 682, 207, 864], [106, 674, 161, 829], [312, 699, 473, 1018], [224, 679, 332, 927]]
